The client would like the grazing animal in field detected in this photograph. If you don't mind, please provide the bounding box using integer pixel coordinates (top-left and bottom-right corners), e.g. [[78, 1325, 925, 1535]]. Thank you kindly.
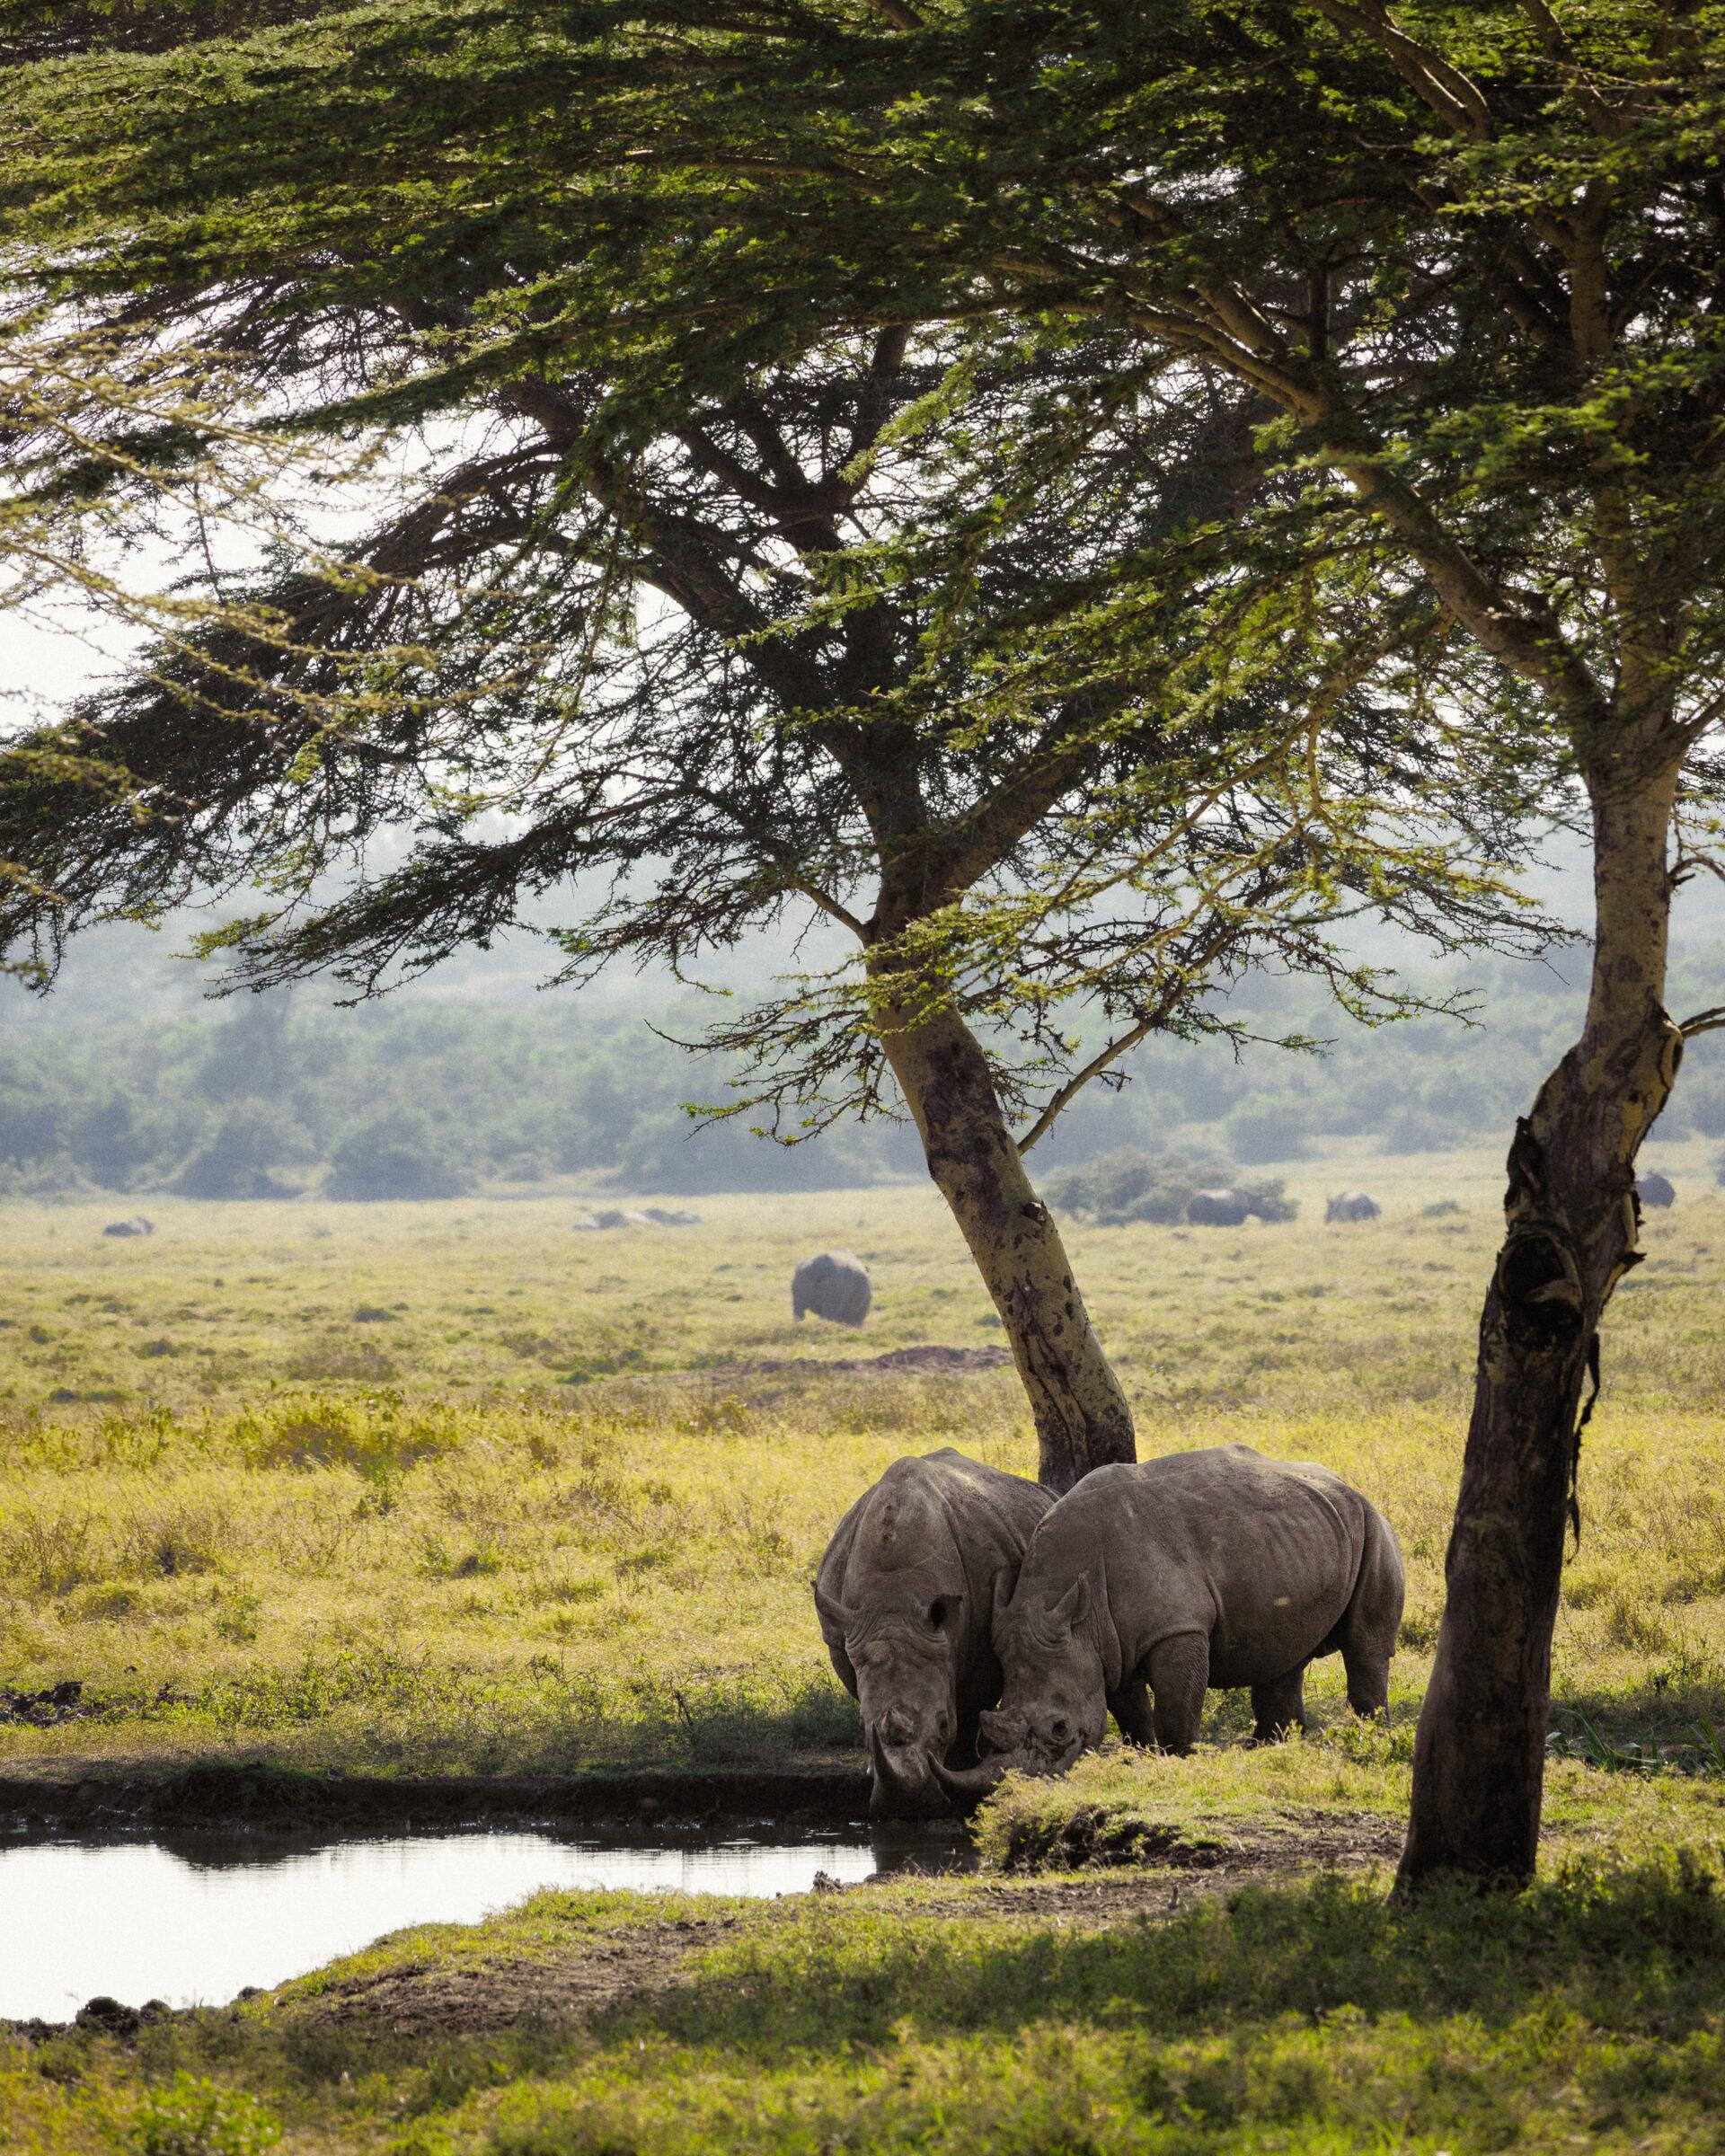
[[933, 1445, 1404, 1801], [1636, 1171, 1676, 1209], [815, 1449, 1052, 1817], [1325, 1191, 1381, 1224], [792, 1249, 872, 1326], [1187, 1188, 1251, 1228], [102, 1216, 154, 1238]]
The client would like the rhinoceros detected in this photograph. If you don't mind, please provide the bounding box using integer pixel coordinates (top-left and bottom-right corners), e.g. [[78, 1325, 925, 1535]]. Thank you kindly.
[[1188, 1188, 1251, 1227], [814, 1448, 1052, 1817], [793, 1249, 871, 1326], [933, 1445, 1404, 1798], [1325, 1191, 1381, 1224]]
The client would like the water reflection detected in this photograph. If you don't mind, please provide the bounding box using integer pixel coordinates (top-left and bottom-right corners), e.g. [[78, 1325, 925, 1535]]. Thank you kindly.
[[0, 1821, 974, 2022]]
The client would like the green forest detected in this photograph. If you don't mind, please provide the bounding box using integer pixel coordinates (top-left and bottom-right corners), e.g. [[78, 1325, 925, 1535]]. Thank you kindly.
[[7, 942, 1725, 1198]]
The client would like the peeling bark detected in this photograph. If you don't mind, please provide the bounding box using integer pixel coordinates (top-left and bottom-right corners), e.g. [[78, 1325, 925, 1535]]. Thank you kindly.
[[1398, 758, 1684, 1889], [873, 987, 1136, 1493]]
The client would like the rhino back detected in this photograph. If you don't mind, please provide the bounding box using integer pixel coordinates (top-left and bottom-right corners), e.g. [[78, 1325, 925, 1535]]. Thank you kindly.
[[1030, 1446, 1368, 1687]]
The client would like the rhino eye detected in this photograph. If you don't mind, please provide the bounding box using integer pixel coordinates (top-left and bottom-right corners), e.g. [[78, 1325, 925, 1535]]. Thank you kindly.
[[927, 1598, 949, 1630]]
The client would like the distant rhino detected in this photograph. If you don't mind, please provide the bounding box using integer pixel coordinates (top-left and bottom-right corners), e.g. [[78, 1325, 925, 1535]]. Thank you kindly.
[[934, 1445, 1404, 1801], [792, 1249, 871, 1326], [102, 1216, 154, 1238], [1636, 1171, 1676, 1209], [814, 1449, 1052, 1818], [1188, 1188, 1251, 1228], [1325, 1191, 1381, 1223]]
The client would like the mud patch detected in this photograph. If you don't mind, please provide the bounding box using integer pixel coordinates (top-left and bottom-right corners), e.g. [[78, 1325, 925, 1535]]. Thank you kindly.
[[987, 1804, 1398, 1881], [285, 1916, 744, 2037], [0, 1683, 91, 1729], [995, 1807, 1229, 1873]]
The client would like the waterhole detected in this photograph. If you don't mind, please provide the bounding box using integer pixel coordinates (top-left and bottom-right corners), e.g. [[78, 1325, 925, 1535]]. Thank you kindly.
[[0, 1822, 973, 2022]]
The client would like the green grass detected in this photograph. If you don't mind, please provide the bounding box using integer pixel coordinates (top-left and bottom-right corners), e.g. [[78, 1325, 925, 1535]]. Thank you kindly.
[[9, 1849, 1725, 2152], [4, 1158, 1725, 1775], [9, 1155, 1725, 2151]]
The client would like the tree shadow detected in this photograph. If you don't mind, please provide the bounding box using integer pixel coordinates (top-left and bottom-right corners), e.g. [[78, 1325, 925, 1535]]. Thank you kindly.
[[598, 1856, 1725, 2062]]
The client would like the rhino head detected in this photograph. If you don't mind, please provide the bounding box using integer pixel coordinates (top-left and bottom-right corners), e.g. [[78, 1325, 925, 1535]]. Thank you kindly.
[[931, 1573, 1106, 1805], [816, 1581, 963, 1818]]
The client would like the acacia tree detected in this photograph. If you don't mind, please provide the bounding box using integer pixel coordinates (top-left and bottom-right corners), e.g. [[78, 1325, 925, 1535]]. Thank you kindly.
[[353, 0, 1725, 1883], [0, 16, 1541, 1489], [17, 0, 1715, 1878]]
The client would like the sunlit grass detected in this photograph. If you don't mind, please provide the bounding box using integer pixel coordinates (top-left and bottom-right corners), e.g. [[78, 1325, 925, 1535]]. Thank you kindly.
[[3, 1156, 1724, 1773]]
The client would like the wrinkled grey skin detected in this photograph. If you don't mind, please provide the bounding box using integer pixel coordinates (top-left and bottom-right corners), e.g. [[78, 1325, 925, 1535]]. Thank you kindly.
[[1324, 1192, 1381, 1223], [792, 1250, 872, 1326], [935, 1445, 1404, 1799], [1188, 1189, 1251, 1227], [815, 1449, 1052, 1818]]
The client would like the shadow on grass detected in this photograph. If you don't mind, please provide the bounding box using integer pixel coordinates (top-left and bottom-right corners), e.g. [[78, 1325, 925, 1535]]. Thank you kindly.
[[1549, 1670, 1725, 1763], [605, 1855, 1725, 2061]]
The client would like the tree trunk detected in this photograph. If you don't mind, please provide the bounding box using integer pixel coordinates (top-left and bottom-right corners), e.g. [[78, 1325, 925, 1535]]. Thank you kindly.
[[1397, 757, 1685, 1890], [874, 991, 1136, 1493]]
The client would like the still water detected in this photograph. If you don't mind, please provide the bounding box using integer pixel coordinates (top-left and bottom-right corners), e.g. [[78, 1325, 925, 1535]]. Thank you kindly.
[[0, 1824, 970, 2022]]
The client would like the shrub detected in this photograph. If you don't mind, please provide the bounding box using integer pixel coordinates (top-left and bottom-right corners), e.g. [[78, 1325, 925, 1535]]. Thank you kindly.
[[1045, 1148, 1231, 1226], [326, 1109, 471, 1200], [134, 2075, 280, 2156], [1044, 1148, 1294, 1225], [172, 1100, 309, 1200]]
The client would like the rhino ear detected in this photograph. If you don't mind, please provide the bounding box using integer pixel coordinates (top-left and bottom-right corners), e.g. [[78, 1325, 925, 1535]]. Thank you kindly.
[[814, 1584, 856, 1636], [1050, 1576, 1091, 1633], [991, 1569, 1016, 1636]]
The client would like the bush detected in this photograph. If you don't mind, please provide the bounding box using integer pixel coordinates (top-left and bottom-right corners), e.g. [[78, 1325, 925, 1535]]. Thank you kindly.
[[172, 1101, 307, 1199], [326, 1110, 472, 1201], [1044, 1148, 1295, 1225], [1045, 1148, 1231, 1226]]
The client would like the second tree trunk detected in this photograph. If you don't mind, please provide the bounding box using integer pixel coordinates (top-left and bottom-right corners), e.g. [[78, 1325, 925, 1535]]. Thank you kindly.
[[1398, 764, 1685, 1888]]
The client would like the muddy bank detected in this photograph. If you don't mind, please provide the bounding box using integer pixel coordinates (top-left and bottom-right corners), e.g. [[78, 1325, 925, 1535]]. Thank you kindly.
[[0, 1761, 871, 1837]]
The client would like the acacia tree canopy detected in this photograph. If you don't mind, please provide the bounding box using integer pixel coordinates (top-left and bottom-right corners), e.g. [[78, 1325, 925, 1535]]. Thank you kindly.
[[0, 4, 1639, 1701]]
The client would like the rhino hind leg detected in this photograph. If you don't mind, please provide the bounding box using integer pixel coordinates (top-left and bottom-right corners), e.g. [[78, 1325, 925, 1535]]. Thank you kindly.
[[1337, 1509, 1406, 1720], [1146, 1633, 1208, 1754], [1107, 1676, 1154, 1747], [1251, 1666, 1307, 1743]]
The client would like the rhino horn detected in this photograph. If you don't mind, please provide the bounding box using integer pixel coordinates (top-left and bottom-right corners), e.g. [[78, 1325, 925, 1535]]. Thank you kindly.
[[813, 1584, 856, 1635], [929, 1754, 1011, 1805]]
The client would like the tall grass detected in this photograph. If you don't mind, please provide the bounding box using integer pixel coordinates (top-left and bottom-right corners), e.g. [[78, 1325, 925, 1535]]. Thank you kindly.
[[4, 1169, 1724, 1772]]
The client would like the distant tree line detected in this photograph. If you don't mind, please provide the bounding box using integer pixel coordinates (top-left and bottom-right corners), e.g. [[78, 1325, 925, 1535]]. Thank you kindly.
[[6, 950, 1721, 1201]]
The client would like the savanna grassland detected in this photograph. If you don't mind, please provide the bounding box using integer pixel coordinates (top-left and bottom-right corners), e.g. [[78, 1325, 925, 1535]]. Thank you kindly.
[[9, 1149, 1725, 2153], [4, 1144, 1725, 1779]]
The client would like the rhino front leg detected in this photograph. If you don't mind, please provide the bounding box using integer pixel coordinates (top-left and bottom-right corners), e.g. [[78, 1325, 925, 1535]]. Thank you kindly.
[[1107, 1676, 1154, 1746], [1146, 1633, 1208, 1754], [1251, 1666, 1307, 1743]]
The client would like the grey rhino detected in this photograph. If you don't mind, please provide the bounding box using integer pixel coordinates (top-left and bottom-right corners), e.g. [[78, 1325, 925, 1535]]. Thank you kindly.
[[1187, 1188, 1251, 1227], [1325, 1191, 1381, 1223], [933, 1445, 1403, 1798], [814, 1448, 1052, 1817], [793, 1249, 871, 1326]]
